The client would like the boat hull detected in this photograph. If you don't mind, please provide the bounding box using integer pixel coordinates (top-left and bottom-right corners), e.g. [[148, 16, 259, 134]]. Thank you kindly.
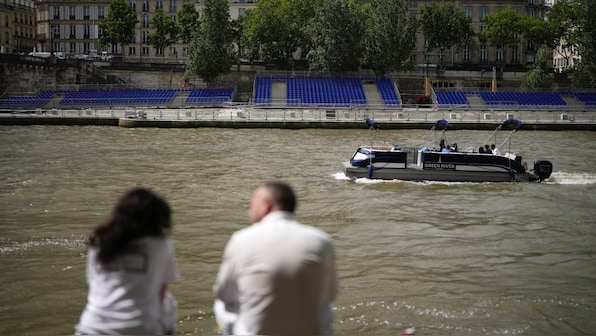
[[343, 162, 541, 182]]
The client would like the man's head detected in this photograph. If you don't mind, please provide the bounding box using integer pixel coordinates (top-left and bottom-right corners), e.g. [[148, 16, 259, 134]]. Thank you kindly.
[[248, 181, 296, 224]]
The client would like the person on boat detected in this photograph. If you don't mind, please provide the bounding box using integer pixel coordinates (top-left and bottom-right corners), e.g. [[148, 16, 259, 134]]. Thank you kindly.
[[75, 188, 179, 335], [213, 181, 338, 335], [439, 139, 446, 151], [478, 146, 485, 153], [450, 143, 458, 152], [491, 144, 501, 155], [484, 144, 493, 154]]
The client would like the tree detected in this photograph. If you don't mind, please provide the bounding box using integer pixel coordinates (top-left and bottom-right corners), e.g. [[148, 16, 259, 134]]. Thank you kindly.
[[362, 0, 418, 77], [148, 9, 179, 63], [98, 0, 138, 54], [419, 2, 474, 69], [188, 0, 234, 85], [579, 0, 596, 78], [522, 46, 552, 88], [230, 15, 246, 69], [241, 0, 318, 67], [572, 0, 596, 87], [306, 0, 364, 73], [479, 8, 524, 71], [177, 2, 200, 44], [547, 0, 583, 71]]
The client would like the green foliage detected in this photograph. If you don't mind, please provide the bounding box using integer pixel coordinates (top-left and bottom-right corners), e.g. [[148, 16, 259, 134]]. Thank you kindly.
[[98, 0, 138, 51], [419, 2, 474, 67], [306, 0, 364, 73], [519, 15, 556, 49], [571, 62, 595, 87], [579, 0, 596, 74], [479, 8, 524, 70], [177, 2, 200, 43], [522, 47, 552, 88], [241, 0, 318, 67], [188, 0, 234, 85], [479, 8, 523, 47], [363, 0, 417, 77], [148, 9, 179, 62]]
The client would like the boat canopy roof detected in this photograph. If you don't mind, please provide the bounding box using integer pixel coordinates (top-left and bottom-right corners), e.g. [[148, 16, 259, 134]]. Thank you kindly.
[[435, 119, 449, 130], [500, 118, 522, 131], [365, 117, 379, 130]]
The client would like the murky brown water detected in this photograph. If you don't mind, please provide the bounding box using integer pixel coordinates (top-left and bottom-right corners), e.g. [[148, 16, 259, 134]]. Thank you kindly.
[[1, 125, 595, 335]]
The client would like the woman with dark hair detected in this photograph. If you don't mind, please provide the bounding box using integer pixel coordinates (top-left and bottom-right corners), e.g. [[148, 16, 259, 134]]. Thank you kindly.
[[76, 188, 179, 335]]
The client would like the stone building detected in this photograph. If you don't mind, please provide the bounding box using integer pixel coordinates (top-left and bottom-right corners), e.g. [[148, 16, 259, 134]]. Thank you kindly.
[[409, 0, 548, 70], [30, 0, 548, 68], [0, 0, 37, 54], [33, 0, 258, 62]]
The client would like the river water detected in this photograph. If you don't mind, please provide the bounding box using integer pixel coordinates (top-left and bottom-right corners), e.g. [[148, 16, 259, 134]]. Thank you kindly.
[[1, 125, 595, 336]]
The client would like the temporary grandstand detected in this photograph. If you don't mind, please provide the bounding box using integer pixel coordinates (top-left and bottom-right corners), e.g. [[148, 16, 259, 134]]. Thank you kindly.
[[0, 87, 237, 110], [1, 75, 595, 112]]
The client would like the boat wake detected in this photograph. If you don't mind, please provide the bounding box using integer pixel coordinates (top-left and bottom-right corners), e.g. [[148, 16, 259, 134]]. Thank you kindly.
[[546, 172, 596, 185], [335, 171, 596, 185]]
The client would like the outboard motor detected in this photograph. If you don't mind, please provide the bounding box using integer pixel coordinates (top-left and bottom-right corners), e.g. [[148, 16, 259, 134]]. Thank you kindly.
[[533, 160, 553, 182]]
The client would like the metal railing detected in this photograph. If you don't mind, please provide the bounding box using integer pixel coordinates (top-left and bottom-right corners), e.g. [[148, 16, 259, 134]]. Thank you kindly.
[[2, 106, 594, 124]]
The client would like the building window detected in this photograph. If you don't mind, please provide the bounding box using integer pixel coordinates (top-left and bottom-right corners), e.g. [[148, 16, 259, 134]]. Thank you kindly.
[[130, 46, 136, 55], [464, 6, 472, 18], [142, 15, 149, 28], [169, 0, 176, 13], [84, 25, 90, 39], [129, 1, 136, 11], [156, 0, 163, 10], [480, 45, 487, 62], [69, 42, 75, 53], [480, 6, 488, 21], [143, 0, 149, 12], [238, 8, 246, 17], [528, 10, 534, 17], [183, 47, 189, 56], [84, 7, 90, 20], [53, 6, 60, 20], [83, 42, 90, 53], [408, 2, 417, 9], [53, 25, 60, 38], [69, 6, 76, 19], [156, 47, 163, 55], [142, 46, 149, 56], [463, 45, 470, 61], [69, 25, 76, 38], [511, 45, 519, 63], [98, 7, 105, 19], [512, 6, 520, 13], [495, 47, 503, 63]]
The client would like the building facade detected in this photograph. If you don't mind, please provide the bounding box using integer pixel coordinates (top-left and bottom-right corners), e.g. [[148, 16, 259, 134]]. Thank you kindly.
[[35, 0, 111, 57], [409, 0, 548, 70], [30, 0, 548, 68], [32, 0, 257, 62], [0, 0, 36, 54]]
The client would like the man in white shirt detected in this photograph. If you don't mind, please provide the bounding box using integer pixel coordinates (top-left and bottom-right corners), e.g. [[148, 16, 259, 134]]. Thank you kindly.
[[491, 144, 501, 155], [213, 181, 338, 335]]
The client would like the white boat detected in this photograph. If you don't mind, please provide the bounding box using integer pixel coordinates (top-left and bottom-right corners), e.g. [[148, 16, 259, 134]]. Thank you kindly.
[[343, 118, 553, 182]]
